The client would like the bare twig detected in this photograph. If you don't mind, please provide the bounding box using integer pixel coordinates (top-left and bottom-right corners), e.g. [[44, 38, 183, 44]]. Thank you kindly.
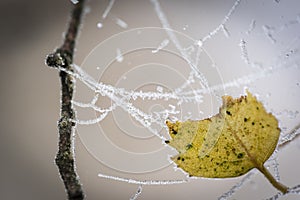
[[45, 0, 85, 199]]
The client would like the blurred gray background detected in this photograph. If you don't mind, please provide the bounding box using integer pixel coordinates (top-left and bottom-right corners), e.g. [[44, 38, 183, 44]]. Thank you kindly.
[[1, 0, 300, 199]]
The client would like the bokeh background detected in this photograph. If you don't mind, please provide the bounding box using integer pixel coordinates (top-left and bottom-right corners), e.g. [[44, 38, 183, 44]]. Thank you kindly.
[[1, 0, 300, 199]]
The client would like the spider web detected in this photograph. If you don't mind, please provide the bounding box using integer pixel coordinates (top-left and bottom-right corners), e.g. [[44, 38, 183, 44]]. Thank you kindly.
[[69, 0, 300, 199]]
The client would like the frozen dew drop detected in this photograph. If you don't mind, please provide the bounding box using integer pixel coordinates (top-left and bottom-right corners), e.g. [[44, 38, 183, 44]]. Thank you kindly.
[[197, 40, 203, 47], [97, 22, 103, 29]]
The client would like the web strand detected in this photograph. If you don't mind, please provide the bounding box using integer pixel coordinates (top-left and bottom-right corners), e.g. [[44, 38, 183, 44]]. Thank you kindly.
[[98, 173, 188, 185]]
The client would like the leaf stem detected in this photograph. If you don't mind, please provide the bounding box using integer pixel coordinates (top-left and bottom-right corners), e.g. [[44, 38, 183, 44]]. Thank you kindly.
[[257, 165, 288, 194]]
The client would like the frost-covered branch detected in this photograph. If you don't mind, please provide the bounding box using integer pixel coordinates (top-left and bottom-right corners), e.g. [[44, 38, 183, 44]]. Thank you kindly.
[[45, 0, 85, 199]]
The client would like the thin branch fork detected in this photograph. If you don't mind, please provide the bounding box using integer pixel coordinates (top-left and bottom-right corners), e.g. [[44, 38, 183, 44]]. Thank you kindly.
[[45, 0, 85, 199]]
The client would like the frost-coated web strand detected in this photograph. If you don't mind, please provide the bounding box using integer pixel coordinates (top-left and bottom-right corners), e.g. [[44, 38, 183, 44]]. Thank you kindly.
[[279, 122, 300, 147], [72, 64, 199, 103], [266, 184, 300, 200], [262, 25, 276, 44], [63, 56, 295, 128], [269, 151, 281, 181], [70, 65, 173, 139], [69, 52, 293, 105], [246, 19, 256, 35], [150, 0, 184, 54], [289, 184, 300, 195], [273, 159, 281, 181], [218, 171, 255, 200], [102, 0, 115, 19], [130, 185, 143, 200], [178, 60, 297, 97], [72, 99, 114, 113], [201, 0, 241, 43], [265, 150, 281, 181], [98, 173, 188, 185], [63, 38, 297, 140], [221, 24, 230, 38], [266, 192, 283, 200], [195, 0, 241, 73], [115, 18, 128, 29], [239, 39, 250, 65], [73, 103, 117, 125], [152, 39, 170, 53], [150, 0, 210, 90]]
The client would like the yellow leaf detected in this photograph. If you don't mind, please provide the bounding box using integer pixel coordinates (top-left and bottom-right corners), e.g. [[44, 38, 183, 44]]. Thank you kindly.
[[166, 91, 288, 193]]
